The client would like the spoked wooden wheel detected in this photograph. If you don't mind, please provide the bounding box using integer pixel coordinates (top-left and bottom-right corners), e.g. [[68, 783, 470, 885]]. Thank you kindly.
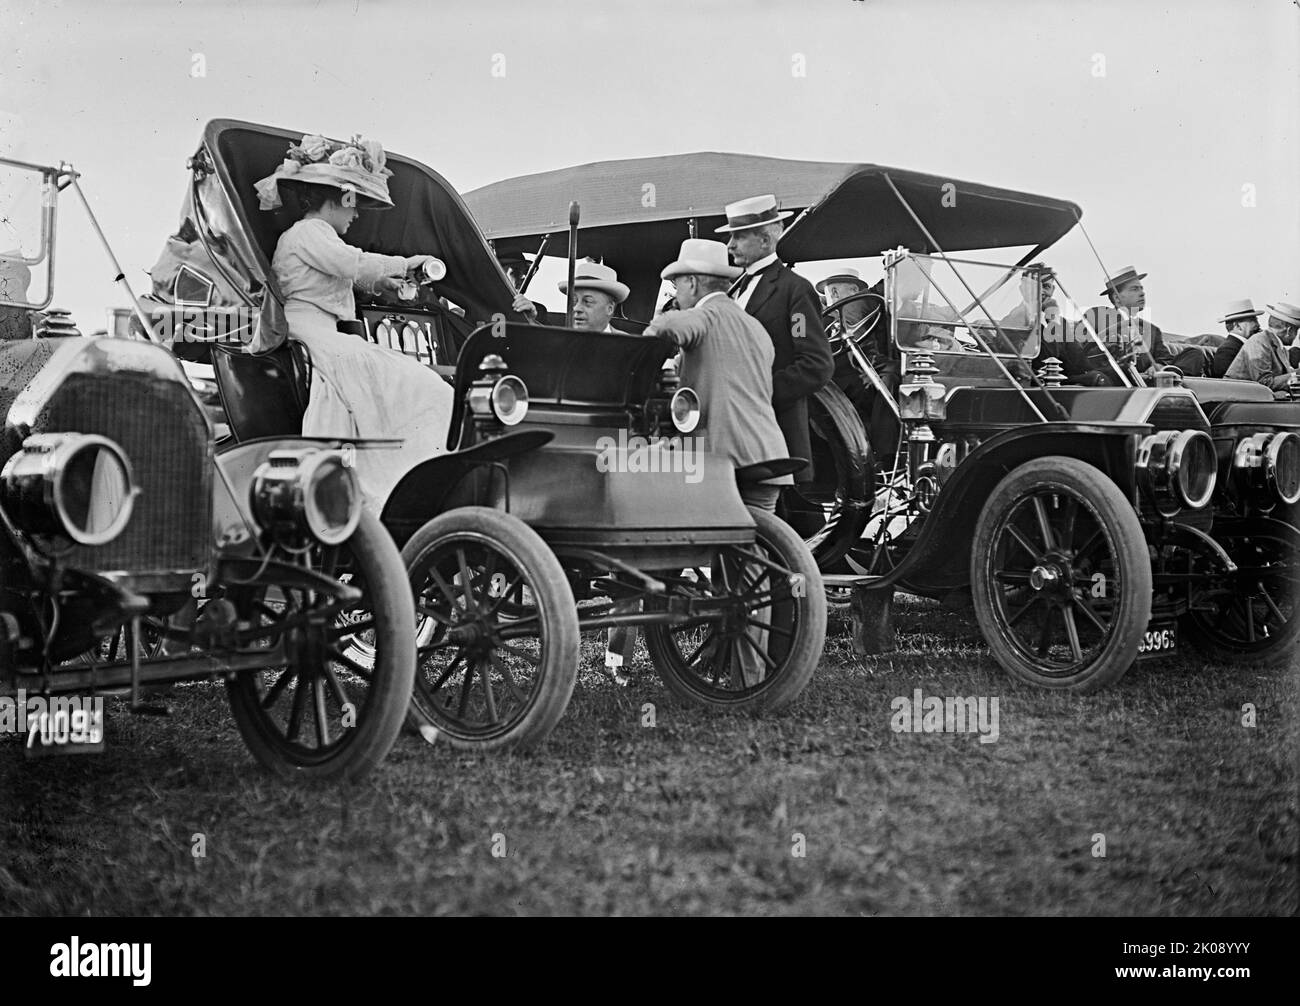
[[402, 507, 579, 752], [1182, 519, 1300, 665], [225, 511, 416, 781], [971, 457, 1151, 692], [645, 508, 826, 712]]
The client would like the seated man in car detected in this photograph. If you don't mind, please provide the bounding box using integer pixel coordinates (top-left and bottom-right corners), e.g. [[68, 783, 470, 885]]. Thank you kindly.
[[1069, 265, 1206, 384], [557, 261, 631, 332], [1209, 299, 1263, 378], [1224, 300, 1300, 395], [817, 268, 900, 462]]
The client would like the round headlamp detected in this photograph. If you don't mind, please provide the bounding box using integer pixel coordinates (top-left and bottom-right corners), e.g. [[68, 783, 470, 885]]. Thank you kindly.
[[670, 387, 700, 434], [0, 433, 136, 546], [1233, 431, 1300, 506], [1136, 429, 1217, 515], [251, 448, 362, 547], [491, 375, 529, 426]]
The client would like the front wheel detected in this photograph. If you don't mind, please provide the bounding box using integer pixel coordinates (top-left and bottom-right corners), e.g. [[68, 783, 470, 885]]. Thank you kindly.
[[402, 507, 579, 752], [225, 511, 417, 781], [970, 457, 1152, 692], [645, 507, 827, 712], [1181, 518, 1300, 665]]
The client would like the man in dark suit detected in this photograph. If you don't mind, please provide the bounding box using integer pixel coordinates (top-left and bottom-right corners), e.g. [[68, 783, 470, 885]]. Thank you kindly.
[[718, 195, 833, 531], [1209, 298, 1263, 378]]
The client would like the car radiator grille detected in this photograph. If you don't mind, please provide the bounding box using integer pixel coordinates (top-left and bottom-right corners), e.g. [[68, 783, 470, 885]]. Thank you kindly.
[[35, 372, 212, 578]]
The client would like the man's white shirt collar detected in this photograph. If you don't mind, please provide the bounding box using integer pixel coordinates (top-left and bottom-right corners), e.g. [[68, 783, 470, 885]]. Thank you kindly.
[[736, 254, 777, 309]]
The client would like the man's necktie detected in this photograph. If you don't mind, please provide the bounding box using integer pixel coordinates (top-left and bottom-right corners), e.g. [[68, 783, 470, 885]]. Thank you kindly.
[[729, 269, 757, 300]]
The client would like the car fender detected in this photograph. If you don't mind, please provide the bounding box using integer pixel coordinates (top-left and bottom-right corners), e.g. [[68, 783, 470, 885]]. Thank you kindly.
[[382, 429, 554, 547]]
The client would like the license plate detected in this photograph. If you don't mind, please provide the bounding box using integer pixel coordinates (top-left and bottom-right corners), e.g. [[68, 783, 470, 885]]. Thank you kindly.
[[24, 700, 106, 758], [1136, 622, 1178, 659]]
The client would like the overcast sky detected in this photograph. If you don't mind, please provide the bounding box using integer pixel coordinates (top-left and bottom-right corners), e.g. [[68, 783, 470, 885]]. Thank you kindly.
[[2, 0, 1297, 336]]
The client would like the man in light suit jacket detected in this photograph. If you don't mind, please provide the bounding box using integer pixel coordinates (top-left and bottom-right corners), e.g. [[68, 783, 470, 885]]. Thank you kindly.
[[718, 195, 833, 479], [647, 238, 792, 688], [646, 239, 793, 512], [1225, 300, 1300, 395]]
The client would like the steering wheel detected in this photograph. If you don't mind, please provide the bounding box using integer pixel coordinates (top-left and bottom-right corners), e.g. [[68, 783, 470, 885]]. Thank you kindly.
[[821, 290, 886, 345]]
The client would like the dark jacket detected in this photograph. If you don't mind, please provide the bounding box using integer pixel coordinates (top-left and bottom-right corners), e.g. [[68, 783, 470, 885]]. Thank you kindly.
[[1209, 334, 1247, 378], [738, 261, 834, 480]]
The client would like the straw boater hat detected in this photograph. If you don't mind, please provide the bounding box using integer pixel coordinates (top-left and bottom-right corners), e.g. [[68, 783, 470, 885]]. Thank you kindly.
[[1099, 264, 1147, 297], [255, 134, 395, 212], [714, 194, 793, 234], [814, 267, 869, 296], [1266, 301, 1300, 328], [660, 239, 742, 281], [558, 261, 629, 303], [1218, 298, 1264, 324]]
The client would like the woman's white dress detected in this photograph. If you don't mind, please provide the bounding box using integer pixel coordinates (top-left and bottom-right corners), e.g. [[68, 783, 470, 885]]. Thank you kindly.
[[272, 218, 454, 511]]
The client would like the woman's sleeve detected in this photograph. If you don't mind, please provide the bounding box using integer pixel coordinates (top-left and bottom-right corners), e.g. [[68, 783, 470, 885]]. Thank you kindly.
[[292, 221, 409, 292]]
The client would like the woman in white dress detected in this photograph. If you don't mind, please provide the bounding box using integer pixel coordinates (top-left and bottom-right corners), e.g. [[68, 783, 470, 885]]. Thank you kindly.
[[254, 134, 454, 511]]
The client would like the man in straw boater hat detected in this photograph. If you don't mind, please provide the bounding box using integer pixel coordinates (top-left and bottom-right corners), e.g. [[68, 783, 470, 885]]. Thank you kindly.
[[719, 194, 833, 533], [1224, 299, 1300, 394], [815, 267, 900, 463], [557, 260, 632, 333], [1209, 298, 1263, 378], [1070, 264, 1207, 384], [644, 238, 793, 687]]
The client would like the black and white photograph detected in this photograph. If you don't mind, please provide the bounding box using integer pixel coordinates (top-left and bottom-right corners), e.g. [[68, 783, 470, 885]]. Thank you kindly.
[[0, 0, 1295, 940]]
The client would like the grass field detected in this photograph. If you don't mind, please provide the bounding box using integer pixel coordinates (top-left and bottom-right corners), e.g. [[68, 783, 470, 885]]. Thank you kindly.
[[1, 597, 1295, 916]]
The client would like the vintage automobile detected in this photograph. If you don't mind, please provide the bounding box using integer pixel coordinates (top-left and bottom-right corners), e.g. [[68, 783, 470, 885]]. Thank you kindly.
[[148, 120, 826, 753], [466, 155, 1084, 572], [0, 153, 417, 780], [466, 153, 1299, 691]]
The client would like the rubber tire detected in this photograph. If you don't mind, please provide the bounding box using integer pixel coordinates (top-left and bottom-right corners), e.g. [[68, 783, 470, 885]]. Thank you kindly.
[[1181, 519, 1300, 666], [401, 507, 579, 752], [970, 456, 1152, 692], [226, 510, 416, 782], [646, 507, 827, 712]]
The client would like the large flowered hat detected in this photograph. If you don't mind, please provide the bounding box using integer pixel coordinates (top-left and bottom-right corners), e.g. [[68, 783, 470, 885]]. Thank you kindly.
[[255, 133, 395, 211]]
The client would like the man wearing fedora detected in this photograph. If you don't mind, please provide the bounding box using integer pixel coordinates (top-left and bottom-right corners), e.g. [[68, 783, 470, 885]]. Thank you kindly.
[[557, 261, 631, 333], [646, 238, 793, 688], [1209, 298, 1263, 378], [817, 268, 900, 462], [1071, 265, 1205, 384], [647, 239, 793, 510], [719, 194, 834, 532], [1224, 300, 1300, 394]]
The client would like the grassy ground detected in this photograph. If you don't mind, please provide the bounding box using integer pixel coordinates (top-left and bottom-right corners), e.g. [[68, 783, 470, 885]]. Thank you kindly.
[[1, 597, 1295, 916]]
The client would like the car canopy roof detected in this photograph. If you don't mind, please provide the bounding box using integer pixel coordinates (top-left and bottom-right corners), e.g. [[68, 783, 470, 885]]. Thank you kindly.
[[185, 119, 519, 325], [465, 152, 1081, 319]]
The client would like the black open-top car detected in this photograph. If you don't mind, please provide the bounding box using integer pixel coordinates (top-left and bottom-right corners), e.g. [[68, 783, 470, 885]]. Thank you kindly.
[[467, 153, 1300, 691]]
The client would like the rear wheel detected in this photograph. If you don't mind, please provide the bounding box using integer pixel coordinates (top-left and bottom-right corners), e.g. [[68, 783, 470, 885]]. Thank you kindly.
[[225, 511, 416, 781], [645, 507, 826, 712], [402, 507, 579, 752], [1182, 519, 1300, 665], [971, 457, 1151, 692]]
